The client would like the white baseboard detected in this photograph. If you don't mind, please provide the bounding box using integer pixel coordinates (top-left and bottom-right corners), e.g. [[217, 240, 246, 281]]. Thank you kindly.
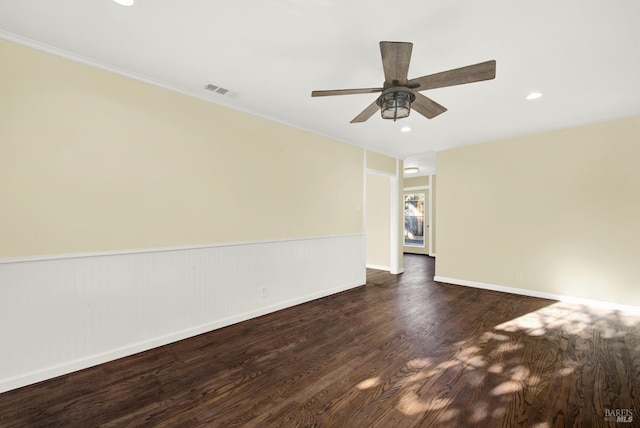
[[433, 276, 640, 313], [366, 265, 405, 275], [366, 264, 390, 271]]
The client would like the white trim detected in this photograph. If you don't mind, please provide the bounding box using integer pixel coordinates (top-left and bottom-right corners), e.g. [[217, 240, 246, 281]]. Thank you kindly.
[[428, 174, 433, 255], [363, 150, 367, 236], [433, 276, 640, 313], [429, 253, 436, 258], [0, 233, 363, 265], [366, 168, 395, 178], [390, 161, 400, 274], [403, 185, 430, 191], [366, 264, 390, 271]]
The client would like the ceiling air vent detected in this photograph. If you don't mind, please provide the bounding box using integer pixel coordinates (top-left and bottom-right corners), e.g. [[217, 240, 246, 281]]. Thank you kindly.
[[205, 83, 229, 95]]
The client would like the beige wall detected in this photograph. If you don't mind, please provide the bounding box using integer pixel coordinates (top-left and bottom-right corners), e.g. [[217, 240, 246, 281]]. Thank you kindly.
[[366, 173, 391, 268], [367, 150, 396, 175], [0, 39, 364, 258], [435, 114, 640, 306], [403, 175, 430, 188]]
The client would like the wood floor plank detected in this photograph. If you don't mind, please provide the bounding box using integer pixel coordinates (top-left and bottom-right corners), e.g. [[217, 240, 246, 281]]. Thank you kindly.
[[2, 254, 640, 427]]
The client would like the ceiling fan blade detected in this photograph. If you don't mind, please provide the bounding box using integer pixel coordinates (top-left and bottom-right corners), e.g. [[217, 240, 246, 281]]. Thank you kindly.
[[411, 93, 447, 119], [380, 41, 413, 85], [350, 100, 380, 123], [311, 87, 383, 97], [408, 60, 496, 91]]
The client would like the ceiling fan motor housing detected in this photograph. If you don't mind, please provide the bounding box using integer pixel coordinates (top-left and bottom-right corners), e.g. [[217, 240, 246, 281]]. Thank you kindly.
[[377, 87, 416, 121]]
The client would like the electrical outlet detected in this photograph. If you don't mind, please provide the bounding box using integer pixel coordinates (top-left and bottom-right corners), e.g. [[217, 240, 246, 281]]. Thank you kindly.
[[261, 287, 268, 297], [516, 271, 524, 281]]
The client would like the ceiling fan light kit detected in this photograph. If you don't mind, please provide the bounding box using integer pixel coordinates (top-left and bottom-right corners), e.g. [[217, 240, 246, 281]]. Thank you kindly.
[[378, 87, 415, 121], [312, 41, 496, 123]]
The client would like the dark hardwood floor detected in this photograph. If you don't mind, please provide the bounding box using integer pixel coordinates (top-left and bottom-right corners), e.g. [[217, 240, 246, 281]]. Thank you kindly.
[[2, 254, 640, 427]]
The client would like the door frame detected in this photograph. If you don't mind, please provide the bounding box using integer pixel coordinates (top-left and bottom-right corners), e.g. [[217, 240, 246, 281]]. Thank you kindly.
[[365, 167, 401, 274], [403, 179, 432, 255]]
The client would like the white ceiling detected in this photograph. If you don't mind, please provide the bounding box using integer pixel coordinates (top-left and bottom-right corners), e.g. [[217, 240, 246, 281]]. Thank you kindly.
[[2, 0, 640, 175]]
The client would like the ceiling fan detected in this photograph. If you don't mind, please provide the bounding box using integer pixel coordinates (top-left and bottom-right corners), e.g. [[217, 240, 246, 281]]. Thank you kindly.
[[311, 41, 496, 123]]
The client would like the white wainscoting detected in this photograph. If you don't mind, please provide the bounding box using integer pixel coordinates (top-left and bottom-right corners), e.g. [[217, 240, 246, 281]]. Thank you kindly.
[[0, 234, 365, 393]]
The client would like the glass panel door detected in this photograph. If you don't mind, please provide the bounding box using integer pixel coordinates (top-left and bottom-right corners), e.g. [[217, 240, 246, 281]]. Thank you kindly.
[[404, 193, 425, 247]]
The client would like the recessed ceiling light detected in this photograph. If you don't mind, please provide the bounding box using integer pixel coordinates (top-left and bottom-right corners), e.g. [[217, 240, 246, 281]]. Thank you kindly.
[[526, 92, 542, 100], [113, 0, 135, 6], [401, 126, 411, 133], [404, 167, 419, 174]]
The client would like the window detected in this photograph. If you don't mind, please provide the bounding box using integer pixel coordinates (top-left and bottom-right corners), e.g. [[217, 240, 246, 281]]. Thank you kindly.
[[404, 193, 425, 247]]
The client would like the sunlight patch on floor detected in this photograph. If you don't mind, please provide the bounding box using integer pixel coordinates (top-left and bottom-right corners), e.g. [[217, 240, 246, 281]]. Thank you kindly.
[[491, 407, 506, 418], [466, 370, 486, 386], [406, 358, 432, 369], [481, 331, 510, 342], [491, 380, 523, 395], [455, 345, 486, 369], [490, 342, 524, 358], [488, 363, 504, 374], [558, 366, 575, 376], [489, 365, 536, 395], [387, 297, 640, 424], [494, 302, 612, 336], [398, 391, 452, 415], [356, 377, 380, 390], [439, 408, 461, 422], [469, 400, 489, 423]]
